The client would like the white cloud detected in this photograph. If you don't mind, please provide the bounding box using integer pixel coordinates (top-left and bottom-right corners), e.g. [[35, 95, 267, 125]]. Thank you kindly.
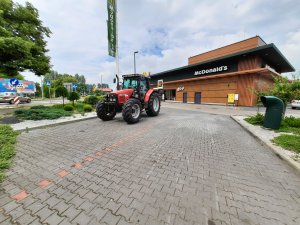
[[14, 0, 300, 84]]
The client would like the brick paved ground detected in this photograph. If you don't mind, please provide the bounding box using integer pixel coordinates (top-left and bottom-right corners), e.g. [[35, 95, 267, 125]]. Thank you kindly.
[[0, 107, 300, 225]]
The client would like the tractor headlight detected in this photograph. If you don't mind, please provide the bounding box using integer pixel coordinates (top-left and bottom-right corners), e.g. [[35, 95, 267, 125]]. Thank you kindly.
[[108, 94, 117, 102]]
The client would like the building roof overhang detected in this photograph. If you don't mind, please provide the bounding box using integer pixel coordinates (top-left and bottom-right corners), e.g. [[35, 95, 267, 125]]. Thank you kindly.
[[151, 44, 295, 78]]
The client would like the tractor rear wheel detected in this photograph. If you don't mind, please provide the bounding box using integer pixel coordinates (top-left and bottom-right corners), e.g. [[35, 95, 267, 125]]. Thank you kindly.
[[122, 98, 142, 124], [96, 101, 116, 121], [146, 93, 161, 116]]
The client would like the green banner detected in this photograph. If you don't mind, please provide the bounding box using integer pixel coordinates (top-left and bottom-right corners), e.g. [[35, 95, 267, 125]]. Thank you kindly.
[[107, 0, 116, 57]]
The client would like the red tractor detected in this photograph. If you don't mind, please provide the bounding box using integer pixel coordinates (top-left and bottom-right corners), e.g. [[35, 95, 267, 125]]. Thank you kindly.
[[96, 74, 161, 124]]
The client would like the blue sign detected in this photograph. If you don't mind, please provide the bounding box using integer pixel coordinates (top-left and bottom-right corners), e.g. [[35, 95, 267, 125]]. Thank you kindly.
[[10, 78, 19, 86], [46, 80, 51, 86], [73, 84, 78, 88]]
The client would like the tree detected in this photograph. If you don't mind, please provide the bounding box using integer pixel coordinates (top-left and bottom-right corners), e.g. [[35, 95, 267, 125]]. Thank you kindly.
[[97, 83, 109, 88], [0, 0, 51, 76], [74, 74, 86, 84], [77, 83, 87, 95], [55, 86, 68, 106], [0, 72, 24, 80], [255, 76, 300, 116], [42, 85, 54, 98], [35, 82, 42, 97], [67, 92, 80, 106], [94, 89, 105, 96], [44, 70, 59, 81]]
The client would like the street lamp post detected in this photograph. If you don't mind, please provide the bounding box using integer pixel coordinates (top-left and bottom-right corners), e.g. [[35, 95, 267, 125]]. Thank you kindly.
[[134, 51, 138, 74]]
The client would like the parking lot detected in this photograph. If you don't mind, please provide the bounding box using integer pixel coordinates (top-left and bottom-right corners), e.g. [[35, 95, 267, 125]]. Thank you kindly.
[[0, 107, 300, 225]]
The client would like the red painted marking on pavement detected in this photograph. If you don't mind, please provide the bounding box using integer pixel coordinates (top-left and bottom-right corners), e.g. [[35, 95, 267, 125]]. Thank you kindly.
[[57, 170, 69, 177], [117, 141, 125, 145], [84, 156, 94, 162], [11, 191, 29, 202], [39, 179, 52, 189], [96, 151, 104, 156], [74, 162, 83, 169], [104, 148, 112, 152]]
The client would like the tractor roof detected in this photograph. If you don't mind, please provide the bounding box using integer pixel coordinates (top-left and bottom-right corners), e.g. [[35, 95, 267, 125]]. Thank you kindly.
[[122, 74, 149, 79]]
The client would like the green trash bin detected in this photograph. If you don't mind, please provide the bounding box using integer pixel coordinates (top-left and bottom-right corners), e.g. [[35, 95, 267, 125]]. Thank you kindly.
[[260, 96, 284, 129]]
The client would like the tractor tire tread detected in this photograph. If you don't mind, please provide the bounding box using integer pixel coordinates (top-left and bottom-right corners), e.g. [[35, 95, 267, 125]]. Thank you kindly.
[[146, 92, 161, 117], [96, 101, 116, 121], [122, 98, 141, 124]]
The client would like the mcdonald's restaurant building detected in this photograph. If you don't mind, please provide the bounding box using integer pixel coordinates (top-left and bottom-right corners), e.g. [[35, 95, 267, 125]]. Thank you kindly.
[[150, 36, 295, 106]]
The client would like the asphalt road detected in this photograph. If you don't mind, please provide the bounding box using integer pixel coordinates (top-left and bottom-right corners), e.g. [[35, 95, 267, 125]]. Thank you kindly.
[[0, 107, 299, 225]]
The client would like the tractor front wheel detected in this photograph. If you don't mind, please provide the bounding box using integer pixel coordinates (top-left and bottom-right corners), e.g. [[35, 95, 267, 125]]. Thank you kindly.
[[96, 101, 116, 121], [122, 99, 142, 124], [146, 93, 161, 116]]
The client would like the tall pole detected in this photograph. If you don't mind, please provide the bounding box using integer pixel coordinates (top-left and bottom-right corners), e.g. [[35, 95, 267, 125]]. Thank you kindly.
[[115, 0, 120, 77], [49, 83, 51, 103], [41, 76, 44, 99], [101, 75, 103, 88], [134, 51, 138, 74]]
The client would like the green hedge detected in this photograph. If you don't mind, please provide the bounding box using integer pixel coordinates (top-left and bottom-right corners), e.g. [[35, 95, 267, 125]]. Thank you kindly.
[[64, 105, 74, 111], [83, 104, 93, 112], [84, 95, 105, 106], [15, 108, 72, 120], [0, 125, 18, 182]]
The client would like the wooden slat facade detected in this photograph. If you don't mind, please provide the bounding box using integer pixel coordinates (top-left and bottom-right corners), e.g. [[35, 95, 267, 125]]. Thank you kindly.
[[153, 70, 275, 106], [188, 36, 266, 65]]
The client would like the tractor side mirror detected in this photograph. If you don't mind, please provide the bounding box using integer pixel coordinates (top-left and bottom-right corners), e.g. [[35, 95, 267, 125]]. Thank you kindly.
[[113, 78, 116, 83]]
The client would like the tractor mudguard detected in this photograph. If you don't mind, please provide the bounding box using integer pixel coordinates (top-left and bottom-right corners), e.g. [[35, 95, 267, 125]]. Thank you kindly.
[[144, 89, 154, 103]]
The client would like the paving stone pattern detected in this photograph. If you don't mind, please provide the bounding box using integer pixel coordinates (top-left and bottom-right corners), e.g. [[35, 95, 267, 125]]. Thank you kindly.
[[0, 108, 300, 225]]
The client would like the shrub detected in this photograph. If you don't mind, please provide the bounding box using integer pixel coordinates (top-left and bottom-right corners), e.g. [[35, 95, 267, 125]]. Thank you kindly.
[[84, 95, 99, 106], [30, 105, 48, 109], [14, 108, 72, 120], [74, 102, 85, 112], [283, 116, 300, 128], [51, 104, 64, 109], [64, 105, 74, 111], [0, 125, 18, 182], [83, 104, 93, 112], [97, 95, 105, 101], [244, 113, 264, 125], [67, 92, 80, 106]]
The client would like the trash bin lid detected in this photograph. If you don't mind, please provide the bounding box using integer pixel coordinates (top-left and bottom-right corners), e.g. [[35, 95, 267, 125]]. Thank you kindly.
[[261, 96, 284, 109]]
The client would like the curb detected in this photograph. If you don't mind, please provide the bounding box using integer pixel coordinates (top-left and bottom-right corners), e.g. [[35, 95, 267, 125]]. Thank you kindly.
[[230, 116, 300, 174], [13, 116, 98, 132]]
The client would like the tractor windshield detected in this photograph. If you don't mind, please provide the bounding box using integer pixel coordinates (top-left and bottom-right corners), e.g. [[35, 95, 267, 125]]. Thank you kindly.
[[123, 78, 138, 90]]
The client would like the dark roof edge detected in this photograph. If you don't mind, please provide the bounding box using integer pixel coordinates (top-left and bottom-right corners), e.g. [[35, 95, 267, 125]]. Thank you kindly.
[[151, 44, 295, 77], [270, 43, 295, 71]]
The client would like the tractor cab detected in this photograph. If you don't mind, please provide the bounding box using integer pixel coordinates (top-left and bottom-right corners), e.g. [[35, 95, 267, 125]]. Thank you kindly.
[[121, 74, 150, 98]]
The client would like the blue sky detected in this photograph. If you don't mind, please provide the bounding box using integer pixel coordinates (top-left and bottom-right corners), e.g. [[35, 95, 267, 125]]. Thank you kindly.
[[15, 0, 300, 86]]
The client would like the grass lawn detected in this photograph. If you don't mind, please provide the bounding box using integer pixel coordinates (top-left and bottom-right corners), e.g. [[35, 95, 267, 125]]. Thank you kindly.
[[272, 135, 300, 153], [245, 113, 300, 154], [0, 125, 18, 182]]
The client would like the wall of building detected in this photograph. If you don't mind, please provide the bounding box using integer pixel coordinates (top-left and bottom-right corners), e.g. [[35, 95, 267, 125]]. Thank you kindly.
[[160, 72, 273, 106], [188, 36, 266, 65], [238, 55, 262, 71]]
